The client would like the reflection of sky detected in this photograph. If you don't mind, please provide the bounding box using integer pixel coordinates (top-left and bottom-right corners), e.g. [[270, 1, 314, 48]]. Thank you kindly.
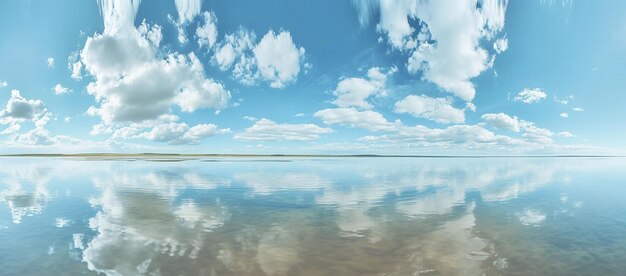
[[84, 170, 230, 275], [0, 162, 53, 223], [1, 158, 626, 275]]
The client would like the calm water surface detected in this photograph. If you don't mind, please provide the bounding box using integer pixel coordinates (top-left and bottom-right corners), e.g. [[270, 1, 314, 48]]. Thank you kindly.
[[1, 157, 625, 275]]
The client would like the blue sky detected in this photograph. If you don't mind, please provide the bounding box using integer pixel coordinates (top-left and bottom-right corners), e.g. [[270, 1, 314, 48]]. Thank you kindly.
[[0, 0, 624, 154]]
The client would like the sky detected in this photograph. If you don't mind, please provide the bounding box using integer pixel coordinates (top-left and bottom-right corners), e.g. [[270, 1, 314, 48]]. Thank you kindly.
[[0, 0, 625, 155]]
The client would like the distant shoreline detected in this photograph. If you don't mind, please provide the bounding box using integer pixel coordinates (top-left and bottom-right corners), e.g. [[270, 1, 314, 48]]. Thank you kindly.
[[0, 153, 622, 159]]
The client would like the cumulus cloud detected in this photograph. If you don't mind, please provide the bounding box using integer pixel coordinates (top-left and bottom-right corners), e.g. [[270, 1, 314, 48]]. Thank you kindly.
[[354, 0, 508, 101], [253, 31, 306, 88], [572, 107, 584, 112], [0, 123, 21, 135], [0, 90, 58, 145], [173, 74, 230, 113], [332, 67, 396, 109], [234, 118, 333, 141], [81, 30, 229, 123], [359, 123, 522, 151], [196, 11, 218, 50], [480, 113, 554, 144], [212, 28, 306, 88], [172, 0, 203, 44], [481, 112, 520, 132], [514, 88, 547, 104], [107, 115, 230, 145], [47, 57, 55, 68], [53, 84, 71, 95], [213, 27, 258, 83], [0, 90, 47, 124], [394, 95, 465, 124], [314, 65, 554, 151], [314, 107, 401, 132], [0, 81, 7, 87], [138, 123, 227, 144], [493, 38, 508, 53], [68, 52, 83, 80], [74, 0, 230, 144], [13, 127, 55, 145], [560, 112, 568, 118], [314, 96, 560, 152], [174, 0, 202, 24], [557, 131, 574, 138], [519, 120, 553, 143]]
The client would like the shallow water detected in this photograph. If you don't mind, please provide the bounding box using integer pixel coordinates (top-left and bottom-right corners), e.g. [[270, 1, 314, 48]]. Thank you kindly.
[[1, 157, 625, 275]]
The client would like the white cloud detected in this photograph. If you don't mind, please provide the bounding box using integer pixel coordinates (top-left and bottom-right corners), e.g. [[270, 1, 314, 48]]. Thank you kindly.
[[53, 84, 71, 95], [107, 114, 230, 145], [14, 127, 55, 145], [68, 0, 232, 144], [466, 102, 476, 112], [358, 123, 523, 151], [354, 0, 508, 101], [68, 52, 83, 80], [98, 0, 141, 35], [0, 123, 21, 135], [332, 67, 395, 109], [0, 90, 47, 125], [560, 112, 568, 118], [64, 117, 71, 123], [174, 0, 202, 24], [333, 78, 377, 109], [0, 81, 7, 87], [0, 90, 56, 146], [196, 11, 218, 50], [313, 104, 562, 153], [394, 95, 465, 124], [137, 122, 226, 144], [493, 38, 508, 53], [374, 0, 419, 49], [557, 131, 574, 138], [243, 116, 257, 121], [519, 120, 553, 143], [78, 4, 229, 127], [481, 113, 520, 132], [253, 30, 306, 88], [213, 27, 258, 83], [314, 107, 401, 132], [514, 88, 547, 104], [234, 118, 333, 141], [295, 113, 305, 117], [212, 28, 306, 88], [47, 57, 55, 68], [572, 107, 584, 112], [173, 0, 203, 44], [173, 74, 230, 113]]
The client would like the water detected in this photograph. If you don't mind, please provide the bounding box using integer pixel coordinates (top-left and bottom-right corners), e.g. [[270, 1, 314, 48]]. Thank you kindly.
[[1, 157, 625, 275]]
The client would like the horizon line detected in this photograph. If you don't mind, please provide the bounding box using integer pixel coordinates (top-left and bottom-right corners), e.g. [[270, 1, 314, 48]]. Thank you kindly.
[[0, 153, 622, 158]]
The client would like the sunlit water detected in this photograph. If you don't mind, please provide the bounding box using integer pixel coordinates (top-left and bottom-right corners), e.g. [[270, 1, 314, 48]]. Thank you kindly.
[[1, 157, 626, 275]]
